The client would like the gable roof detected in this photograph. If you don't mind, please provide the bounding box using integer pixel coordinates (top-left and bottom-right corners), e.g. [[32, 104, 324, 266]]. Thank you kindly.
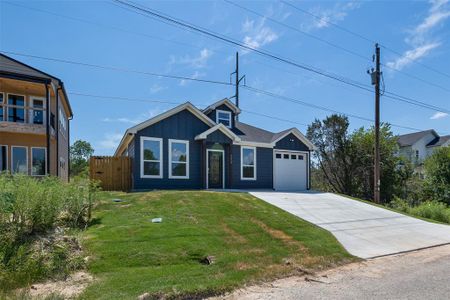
[[202, 98, 241, 115], [427, 135, 450, 147], [397, 129, 438, 147], [195, 123, 242, 142], [0, 53, 73, 117], [115, 100, 315, 155], [114, 102, 216, 155]]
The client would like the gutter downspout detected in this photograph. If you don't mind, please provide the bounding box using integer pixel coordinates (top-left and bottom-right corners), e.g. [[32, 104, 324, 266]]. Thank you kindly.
[[45, 84, 50, 175], [56, 87, 60, 177]]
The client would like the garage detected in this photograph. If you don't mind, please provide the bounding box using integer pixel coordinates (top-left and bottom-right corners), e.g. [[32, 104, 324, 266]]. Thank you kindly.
[[273, 150, 308, 191]]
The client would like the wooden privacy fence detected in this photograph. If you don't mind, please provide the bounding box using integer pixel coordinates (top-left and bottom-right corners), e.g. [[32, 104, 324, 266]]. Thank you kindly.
[[90, 156, 132, 192]]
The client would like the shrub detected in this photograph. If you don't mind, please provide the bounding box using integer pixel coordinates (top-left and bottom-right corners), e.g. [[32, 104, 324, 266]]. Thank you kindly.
[[423, 146, 450, 204], [0, 174, 98, 291], [389, 197, 450, 224]]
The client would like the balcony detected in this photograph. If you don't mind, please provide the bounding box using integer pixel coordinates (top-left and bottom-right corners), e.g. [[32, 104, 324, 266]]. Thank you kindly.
[[0, 121, 46, 135]]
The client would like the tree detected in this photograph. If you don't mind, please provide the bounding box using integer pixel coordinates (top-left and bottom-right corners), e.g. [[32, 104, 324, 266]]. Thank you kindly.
[[307, 114, 357, 195], [423, 146, 450, 204], [70, 140, 94, 177]]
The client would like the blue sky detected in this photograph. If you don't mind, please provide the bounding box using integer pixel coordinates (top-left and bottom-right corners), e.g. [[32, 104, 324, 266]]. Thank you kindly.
[[1, 0, 449, 155]]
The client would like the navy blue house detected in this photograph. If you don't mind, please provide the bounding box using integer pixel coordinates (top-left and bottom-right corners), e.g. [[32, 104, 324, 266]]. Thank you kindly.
[[114, 98, 315, 191]]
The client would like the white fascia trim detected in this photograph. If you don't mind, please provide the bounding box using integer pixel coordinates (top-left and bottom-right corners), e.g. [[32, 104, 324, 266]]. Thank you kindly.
[[195, 123, 242, 142], [114, 131, 134, 157], [168, 139, 189, 179], [234, 141, 273, 148], [115, 102, 215, 156], [131, 102, 215, 134], [203, 98, 241, 114], [140, 136, 163, 179], [240, 146, 257, 181], [216, 109, 232, 128], [271, 128, 316, 150]]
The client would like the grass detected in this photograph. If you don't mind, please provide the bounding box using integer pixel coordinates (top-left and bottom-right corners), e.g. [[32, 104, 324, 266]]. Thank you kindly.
[[81, 191, 355, 299]]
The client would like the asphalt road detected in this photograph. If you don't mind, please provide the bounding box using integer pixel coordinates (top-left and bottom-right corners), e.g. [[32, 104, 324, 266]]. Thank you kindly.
[[217, 245, 450, 300]]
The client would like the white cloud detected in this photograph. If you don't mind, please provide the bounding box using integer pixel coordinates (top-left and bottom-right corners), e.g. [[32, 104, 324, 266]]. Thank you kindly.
[[241, 18, 278, 52], [179, 70, 205, 86], [430, 111, 449, 119], [386, 42, 440, 70], [149, 83, 166, 94], [304, 1, 360, 30], [387, 0, 450, 70], [97, 133, 123, 150], [102, 108, 164, 125], [169, 48, 213, 68]]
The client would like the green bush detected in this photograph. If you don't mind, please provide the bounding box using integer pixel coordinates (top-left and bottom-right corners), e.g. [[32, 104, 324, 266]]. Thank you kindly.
[[390, 197, 450, 224], [0, 174, 98, 291], [423, 146, 450, 204]]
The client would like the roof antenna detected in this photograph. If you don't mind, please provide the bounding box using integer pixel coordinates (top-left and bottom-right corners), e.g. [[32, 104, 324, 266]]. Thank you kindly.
[[230, 51, 245, 121]]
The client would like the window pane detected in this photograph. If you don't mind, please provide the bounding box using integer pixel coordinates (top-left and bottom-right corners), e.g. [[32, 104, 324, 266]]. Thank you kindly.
[[218, 119, 230, 127], [0, 146, 6, 171], [33, 99, 44, 108], [242, 148, 255, 165], [298, 155, 304, 160], [171, 142, 187, 162], [32, 148, 46, 176], [283, 154, 289, 159], [8, 95, 24, 106], [275, 153, 282, 159], [171, 162, 186, 176], [218, 111, 229, 119], [12, 147, 27, 174], [143, 140, 160, 160], [8, 107, 25, 123], [143, 161, 160, 176], [33, 110, 44, 124], [291, 154, 297, 159], [243, 166, 254, 178], [0, 105, 3, 121]]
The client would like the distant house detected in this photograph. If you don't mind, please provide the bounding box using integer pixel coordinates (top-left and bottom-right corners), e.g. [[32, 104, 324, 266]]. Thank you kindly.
[[397, 129, 450, 167], [115, 98, 315, 191], [0, 54, 73, 181]]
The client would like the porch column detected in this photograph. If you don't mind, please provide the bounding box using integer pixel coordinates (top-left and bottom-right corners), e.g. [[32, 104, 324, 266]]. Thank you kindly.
[[201, 140, 206, 189]]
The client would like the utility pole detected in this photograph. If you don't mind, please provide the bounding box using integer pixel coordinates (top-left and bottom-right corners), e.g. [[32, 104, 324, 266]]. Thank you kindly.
[[370, 43, 381, 204], [230, 51, 245, 121]]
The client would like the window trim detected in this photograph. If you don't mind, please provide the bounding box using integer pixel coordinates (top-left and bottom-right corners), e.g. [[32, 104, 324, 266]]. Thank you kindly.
[[140, 136, 163, 179], [240, 146, 257, 181], [0, 92, 4, 121], [6, 93, 27, 123], [168, 139, 189, 179], [29, 96, 46, 125], [216, 109, 232, 128], [0, 144, 8, 172], [11, 146, 28, 174], [31, 147, 47, 176]]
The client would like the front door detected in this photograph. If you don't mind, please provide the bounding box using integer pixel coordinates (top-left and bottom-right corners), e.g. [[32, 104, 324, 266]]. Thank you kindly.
[[207, 150, 224, 189]]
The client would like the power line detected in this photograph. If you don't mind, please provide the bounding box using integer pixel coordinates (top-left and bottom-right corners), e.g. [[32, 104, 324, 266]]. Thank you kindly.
[[2, 50, 444, 129], [70, 91, 423, 132], [281, 0, 450, 80], [112, 0, 450, 114], [228, 0, 450, 95]]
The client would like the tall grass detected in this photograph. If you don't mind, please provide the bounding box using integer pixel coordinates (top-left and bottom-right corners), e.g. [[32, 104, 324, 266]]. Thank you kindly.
[[0, 174, 98, 291], [390, 197, 450, 224]]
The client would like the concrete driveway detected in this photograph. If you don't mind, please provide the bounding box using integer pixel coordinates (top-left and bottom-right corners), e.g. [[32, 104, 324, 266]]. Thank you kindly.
[[250, 191, 450, 258]]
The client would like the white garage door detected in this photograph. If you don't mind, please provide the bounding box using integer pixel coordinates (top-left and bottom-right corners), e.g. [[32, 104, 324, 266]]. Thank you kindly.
[[274, 151, 307, 191]]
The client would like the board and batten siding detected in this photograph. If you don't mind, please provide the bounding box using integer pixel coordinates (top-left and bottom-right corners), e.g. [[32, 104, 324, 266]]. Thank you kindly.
[[132, 109, 210, 190], [275, 133, 310, 151], [230, 145, 273, 189], [206, 104, 235, 128]]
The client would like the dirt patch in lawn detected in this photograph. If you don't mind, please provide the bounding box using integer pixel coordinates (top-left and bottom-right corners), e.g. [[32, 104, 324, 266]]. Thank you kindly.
[[251, 218, 307, 251], [27, 271, 93, 299]]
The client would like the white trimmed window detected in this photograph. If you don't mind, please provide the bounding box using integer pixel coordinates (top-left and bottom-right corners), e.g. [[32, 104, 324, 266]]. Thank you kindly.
[[169, 139, 189, 179], [241, 146, 256, 180], [7, 94, 26, 123], [0, 145, 7, 172], [141, 137, 163, 178], [31, 147, 47, 176], [11, 146, 28, 174], [30, 97, 45, 125], [216, 110, 232, 128]]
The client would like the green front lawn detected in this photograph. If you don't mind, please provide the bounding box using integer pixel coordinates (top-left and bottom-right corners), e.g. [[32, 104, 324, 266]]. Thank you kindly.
[[81, 191, 355, 299]]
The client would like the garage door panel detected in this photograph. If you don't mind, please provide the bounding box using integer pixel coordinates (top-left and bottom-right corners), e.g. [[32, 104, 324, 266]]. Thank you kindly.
[[274, 151, 307, 191]]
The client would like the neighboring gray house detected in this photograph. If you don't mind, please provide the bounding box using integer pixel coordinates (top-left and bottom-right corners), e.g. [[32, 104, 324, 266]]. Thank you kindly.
[[397, 129, 450, 166], [115, 98, 315, 191]]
